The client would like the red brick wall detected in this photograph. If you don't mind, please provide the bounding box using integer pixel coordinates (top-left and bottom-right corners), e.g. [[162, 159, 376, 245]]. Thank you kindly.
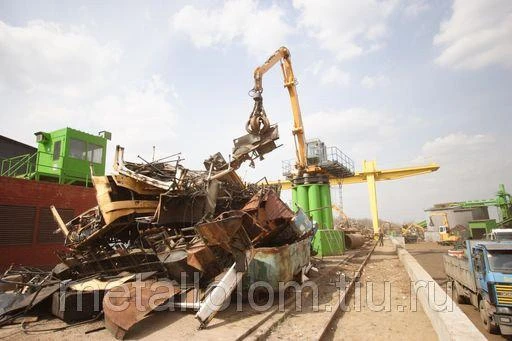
[[0, 176, 96, 269]]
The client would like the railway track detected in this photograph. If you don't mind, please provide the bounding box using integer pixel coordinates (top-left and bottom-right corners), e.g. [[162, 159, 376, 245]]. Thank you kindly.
[[237, 241, 378, 341]]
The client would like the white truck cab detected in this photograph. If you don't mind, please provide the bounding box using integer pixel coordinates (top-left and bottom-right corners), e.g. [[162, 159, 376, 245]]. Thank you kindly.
[[490, 229, 512, 241]]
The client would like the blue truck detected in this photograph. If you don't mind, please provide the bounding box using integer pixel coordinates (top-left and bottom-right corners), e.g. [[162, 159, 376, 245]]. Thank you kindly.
[[444, 240, 512, 335]]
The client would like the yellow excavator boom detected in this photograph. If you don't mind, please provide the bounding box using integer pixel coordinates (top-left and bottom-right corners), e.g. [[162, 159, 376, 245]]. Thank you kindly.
[[252, 46, 308, 173]]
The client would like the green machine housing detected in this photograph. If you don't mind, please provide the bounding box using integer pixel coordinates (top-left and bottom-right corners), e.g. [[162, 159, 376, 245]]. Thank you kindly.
[[469, 220, 497, 239], [286, 139, 355, 257], [33, 128, 110, 186], [462, 184, 512, 237]]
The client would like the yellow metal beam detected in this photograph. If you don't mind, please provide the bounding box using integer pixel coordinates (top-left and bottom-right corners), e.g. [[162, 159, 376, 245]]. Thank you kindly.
[[330, 161, 440, 185], [269, 161, 439, 189], [267, 160, 440, 235]]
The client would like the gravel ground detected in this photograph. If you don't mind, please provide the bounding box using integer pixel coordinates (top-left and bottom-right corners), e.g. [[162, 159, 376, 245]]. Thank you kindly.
[[329, 240, 438, 341]]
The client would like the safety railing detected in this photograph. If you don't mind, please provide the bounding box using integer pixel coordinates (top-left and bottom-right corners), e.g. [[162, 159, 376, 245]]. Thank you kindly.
[[280, 145, 355, 178], [281, 159, 294, 177], [323, 146, 355, 174], [1, 151, 92, 186], [0, 153, 37, 178]]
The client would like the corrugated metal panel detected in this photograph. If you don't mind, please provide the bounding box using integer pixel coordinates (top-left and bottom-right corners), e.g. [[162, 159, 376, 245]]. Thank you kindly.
[[38, 207, 74, 243], [0, 205, 36, 245]]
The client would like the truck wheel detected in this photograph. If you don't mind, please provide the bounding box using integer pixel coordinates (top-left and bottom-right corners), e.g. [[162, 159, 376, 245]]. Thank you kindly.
[[479, 300, 500, 334], [452, 285, 466, 304]]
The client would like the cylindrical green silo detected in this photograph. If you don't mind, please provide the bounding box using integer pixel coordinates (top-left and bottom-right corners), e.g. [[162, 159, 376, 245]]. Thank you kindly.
[[308, 184, 323, 228], [320, 184, 334, 229], [296, 184, 309, 213], [291, 187, 298, 212]]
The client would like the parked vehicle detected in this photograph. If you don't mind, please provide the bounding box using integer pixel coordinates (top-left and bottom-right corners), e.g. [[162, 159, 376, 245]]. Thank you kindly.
[[444, 240, 512, 335], [489, 229, 512, 241]]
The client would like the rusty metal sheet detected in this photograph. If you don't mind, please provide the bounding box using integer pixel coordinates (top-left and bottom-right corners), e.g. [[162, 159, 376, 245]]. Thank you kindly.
[[103, 279, 180, 339], [242, 195, 260, 212], [195, 212, 253, 272], [113, 145, 180, 191], [111, 174, 164, 195], [261, 190, 295, 221], [0, 283, 60, 319], [195, 214, 245, 248], [186, 244, 218, 276], [242, 189, 294, 221], [156, 194, 207, 225]]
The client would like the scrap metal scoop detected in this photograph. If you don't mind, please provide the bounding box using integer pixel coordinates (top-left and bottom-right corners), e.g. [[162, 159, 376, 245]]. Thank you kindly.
[[231, 93, 280, 169]]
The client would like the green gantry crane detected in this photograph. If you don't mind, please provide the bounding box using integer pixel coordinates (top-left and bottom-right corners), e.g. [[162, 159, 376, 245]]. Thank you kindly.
[[461, 184, 512, 237]]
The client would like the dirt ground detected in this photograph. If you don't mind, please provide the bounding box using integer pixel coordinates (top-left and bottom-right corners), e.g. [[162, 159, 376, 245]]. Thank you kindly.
[[330, 240, 438, 341], [262, 248, 370, 340], [406, 241, 505, 340]]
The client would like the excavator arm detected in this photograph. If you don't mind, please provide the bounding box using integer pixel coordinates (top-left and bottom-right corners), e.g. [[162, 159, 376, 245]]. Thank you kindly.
[[250, 46, 308, 172]]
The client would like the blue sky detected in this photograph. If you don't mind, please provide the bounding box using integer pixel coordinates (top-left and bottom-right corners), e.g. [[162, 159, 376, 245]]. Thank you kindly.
[[0, 0, 511, 223]]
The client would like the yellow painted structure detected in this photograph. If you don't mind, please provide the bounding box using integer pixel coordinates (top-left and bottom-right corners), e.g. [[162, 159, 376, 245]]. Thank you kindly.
[[253, 46, 309, 173], [271, 160, 440, 235]]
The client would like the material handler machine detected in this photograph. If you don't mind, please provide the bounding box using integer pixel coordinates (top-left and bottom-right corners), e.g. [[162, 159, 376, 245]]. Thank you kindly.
[[248, 47, 354, 256]]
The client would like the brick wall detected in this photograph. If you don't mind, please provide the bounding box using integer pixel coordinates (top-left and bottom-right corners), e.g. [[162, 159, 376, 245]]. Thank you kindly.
[[0, 176, 96, 269]]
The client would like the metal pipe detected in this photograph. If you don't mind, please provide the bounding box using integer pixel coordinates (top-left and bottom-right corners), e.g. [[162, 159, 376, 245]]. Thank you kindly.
[[344, 233, 365, 249]]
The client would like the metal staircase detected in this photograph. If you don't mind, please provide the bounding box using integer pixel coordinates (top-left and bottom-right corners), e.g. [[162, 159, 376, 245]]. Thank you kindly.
[[0, 153, 37, 179]]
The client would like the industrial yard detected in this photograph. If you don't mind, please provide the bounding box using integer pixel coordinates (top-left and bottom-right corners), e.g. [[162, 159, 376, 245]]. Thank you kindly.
[[1, 1, 511, 340]]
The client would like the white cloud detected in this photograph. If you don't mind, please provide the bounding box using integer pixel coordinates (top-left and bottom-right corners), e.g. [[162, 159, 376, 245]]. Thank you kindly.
[[94, 75, 176, 150], [320, 65, 350, 86], [307, 61, 350, 86], [434, 0, 512, 70], [0, 19, 179, 164], [293, 0, 399, 60], [307, 60, 324, 76], [403, 0, 430, 18], [360, 74, 389, 89], [417, 133, 495, 159], [302, 108, 399, 161], [23, 75, 177, 164], [0, 20, 121, 97], [171, 0, 292, 57], [348, 132, 511, 223], [304, 108, 396, 137], [411, 132, 510, 200]]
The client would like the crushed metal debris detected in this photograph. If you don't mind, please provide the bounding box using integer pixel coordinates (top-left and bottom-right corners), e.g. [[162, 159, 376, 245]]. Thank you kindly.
[[0, 114, 314, 339]]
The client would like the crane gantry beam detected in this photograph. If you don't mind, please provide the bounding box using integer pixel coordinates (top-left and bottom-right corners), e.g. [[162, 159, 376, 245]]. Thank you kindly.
[[271, 160, 440, 235]]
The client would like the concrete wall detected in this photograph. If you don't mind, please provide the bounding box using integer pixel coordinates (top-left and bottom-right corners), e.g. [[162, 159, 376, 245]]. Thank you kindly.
[[470, 206, 489, 220], [0, 176, 96, 269]]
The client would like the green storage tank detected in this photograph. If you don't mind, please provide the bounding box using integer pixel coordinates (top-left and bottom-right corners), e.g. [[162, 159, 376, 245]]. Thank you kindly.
[[308, 184, 323, 228], [320, 184, 333, 228]]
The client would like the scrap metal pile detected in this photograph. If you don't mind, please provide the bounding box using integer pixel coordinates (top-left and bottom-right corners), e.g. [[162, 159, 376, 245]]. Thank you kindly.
[[0, 113, 314, 339]]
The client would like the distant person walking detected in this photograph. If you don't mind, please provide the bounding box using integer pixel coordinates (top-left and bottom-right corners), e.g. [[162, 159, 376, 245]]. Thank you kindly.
[[378, 228, 384, 246]]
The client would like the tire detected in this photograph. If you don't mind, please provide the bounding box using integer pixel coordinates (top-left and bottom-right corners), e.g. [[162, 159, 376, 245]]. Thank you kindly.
[[479, 300, 500, 334], [452, 284, 466, 304]]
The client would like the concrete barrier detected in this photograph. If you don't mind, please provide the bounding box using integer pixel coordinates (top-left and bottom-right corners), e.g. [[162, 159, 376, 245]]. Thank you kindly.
[[389, 237, 486, 340]]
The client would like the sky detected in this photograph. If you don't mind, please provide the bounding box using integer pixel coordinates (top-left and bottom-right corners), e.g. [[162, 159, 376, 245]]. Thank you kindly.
[[0, 0, 511, 223]]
